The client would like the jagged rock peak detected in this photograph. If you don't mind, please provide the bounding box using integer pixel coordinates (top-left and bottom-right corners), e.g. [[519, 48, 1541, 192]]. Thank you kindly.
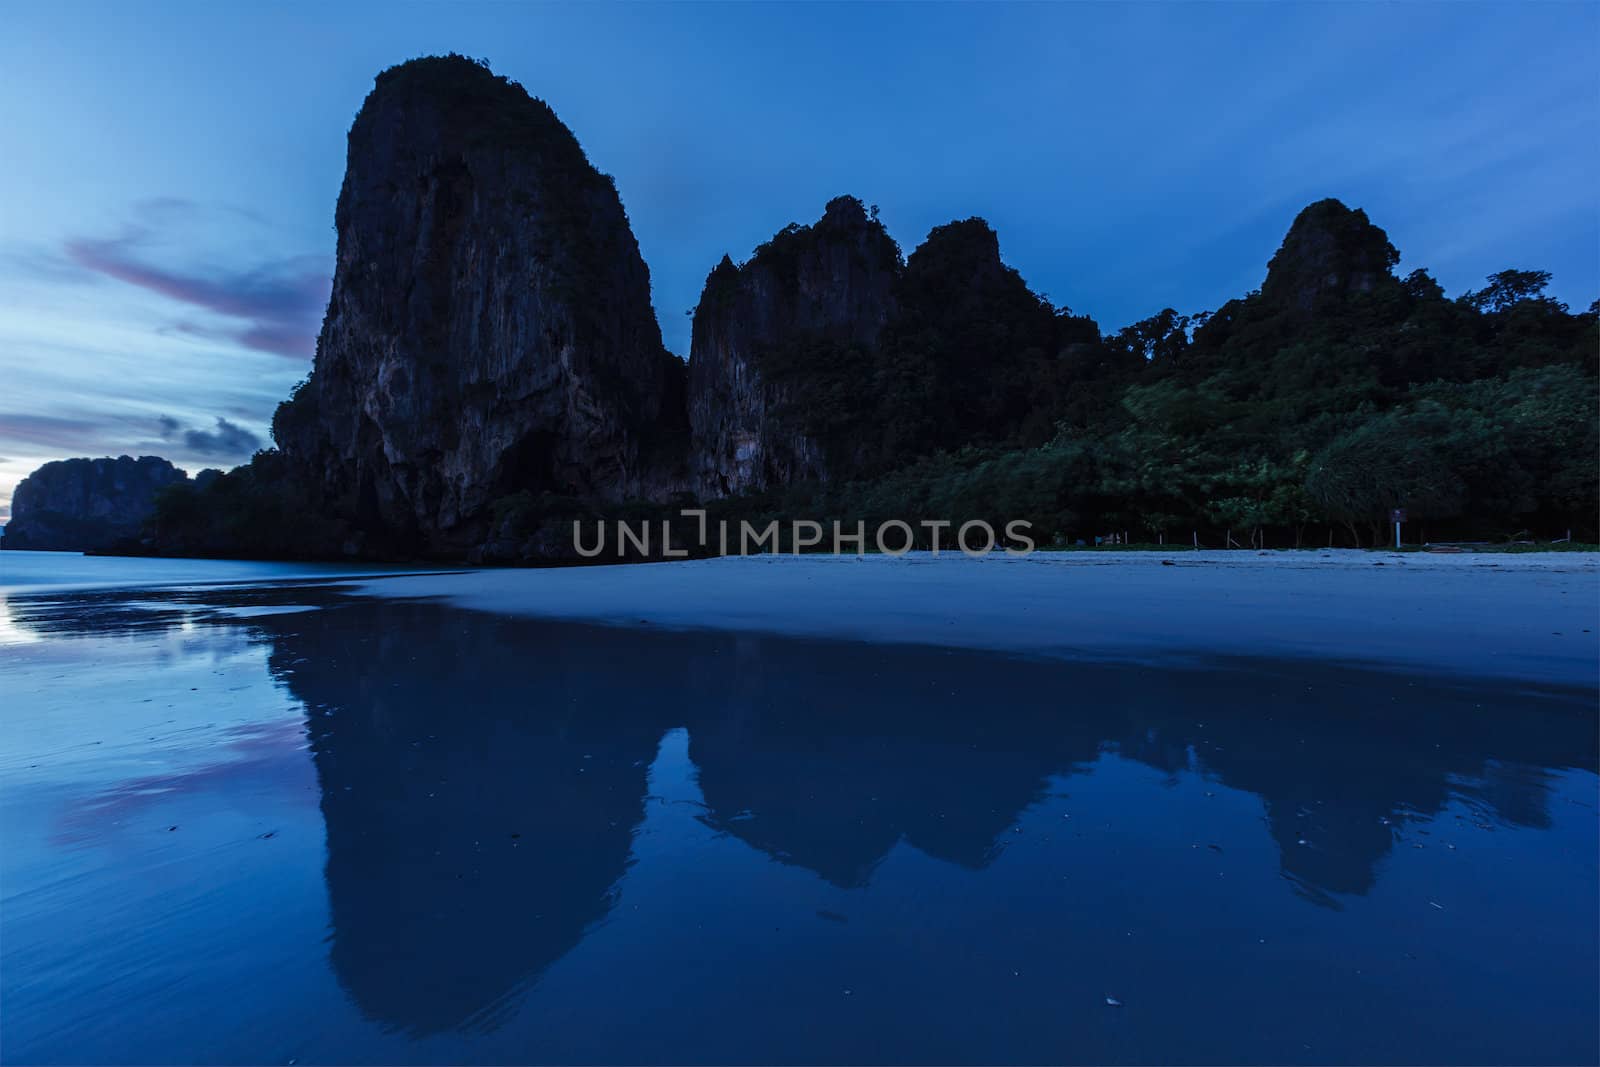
[[274, 54, 687, 555], [1262, 198, 1399, 310], [3, 455, 187, 552], [686, 196, 900, 498], [819, 194, 871, 229], [360, 55, 579, 150], [743, 194, 901, 285], [903, 217, 1011, 296], [920, 216, 1002, 256]]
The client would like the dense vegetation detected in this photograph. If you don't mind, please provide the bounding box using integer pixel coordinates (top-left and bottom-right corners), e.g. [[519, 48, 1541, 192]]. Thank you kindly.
[[144, 451, 348, 559], [146, 198, 1596, 560]]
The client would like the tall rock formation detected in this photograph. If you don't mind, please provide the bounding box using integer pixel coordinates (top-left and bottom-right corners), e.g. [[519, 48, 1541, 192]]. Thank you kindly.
[[686, 196, 899, 497], [875, 218, 1063, 455], [1260, 198, 1400, 311], [273, 55, 686, 554], [3, 456, 187, 551], [1186, 197, 1405, 366]]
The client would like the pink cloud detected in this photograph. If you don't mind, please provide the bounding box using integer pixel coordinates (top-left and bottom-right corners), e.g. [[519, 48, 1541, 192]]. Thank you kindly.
[[65, 232, 330, 359]]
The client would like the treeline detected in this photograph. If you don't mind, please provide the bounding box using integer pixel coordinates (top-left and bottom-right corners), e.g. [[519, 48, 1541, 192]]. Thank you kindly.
[[143, 451, 348, 559], [750, 361, 1597, 551]]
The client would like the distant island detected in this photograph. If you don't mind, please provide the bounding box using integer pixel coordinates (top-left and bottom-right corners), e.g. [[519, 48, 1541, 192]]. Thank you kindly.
[[11, 55, 1594, 562], [2, 456, 202, 553]]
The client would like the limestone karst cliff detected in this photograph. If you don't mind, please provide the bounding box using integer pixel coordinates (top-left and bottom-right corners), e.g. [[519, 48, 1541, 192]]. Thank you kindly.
[[1260, 198, 1401, 311], [3, 456, 188, 551], [683, 203, 1070, 496], [685, 196, 900, 497], [871, 217, 1065, 456], [272, 55, 687, 555]]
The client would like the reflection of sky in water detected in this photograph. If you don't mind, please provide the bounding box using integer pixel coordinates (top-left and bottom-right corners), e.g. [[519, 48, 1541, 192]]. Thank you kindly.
[[0, 581, 1595, 1065], [0, 593, 41, 644]]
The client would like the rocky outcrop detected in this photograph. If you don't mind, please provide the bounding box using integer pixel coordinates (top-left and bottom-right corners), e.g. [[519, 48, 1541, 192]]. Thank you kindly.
[[3, 456, 187, 551], [686, 196, 899, 497], [273, 55, 687, 556], [1261, 198, 1399, 311], [875, 218, 1063, 453]]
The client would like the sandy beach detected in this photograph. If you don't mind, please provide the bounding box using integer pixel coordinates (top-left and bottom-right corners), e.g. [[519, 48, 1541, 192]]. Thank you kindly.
[[349, 550, 1600, 686]]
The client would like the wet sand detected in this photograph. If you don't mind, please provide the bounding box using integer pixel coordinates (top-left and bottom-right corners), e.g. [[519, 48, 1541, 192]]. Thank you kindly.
[[349, 550, 1600, 686]]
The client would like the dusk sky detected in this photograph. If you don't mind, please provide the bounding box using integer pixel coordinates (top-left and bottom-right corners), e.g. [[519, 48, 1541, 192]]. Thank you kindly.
[[2, 2, 1596, 523]]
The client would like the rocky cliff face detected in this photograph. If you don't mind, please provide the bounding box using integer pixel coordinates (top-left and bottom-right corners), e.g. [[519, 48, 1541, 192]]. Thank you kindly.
[[875, 218, 1063, 453], [3, 456, 187, 551], [1261, 198, 1399, 311], [273, 56, 686, 555], [686, 196, 899, 497]]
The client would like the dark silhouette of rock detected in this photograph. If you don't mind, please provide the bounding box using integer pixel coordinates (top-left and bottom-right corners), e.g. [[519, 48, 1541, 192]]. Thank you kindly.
[[686, 196, 899, 496], [684, 203, 1073, 496], [273, 55, 687, 556], [1260, 197, 1400, 311], [872, 216, 1064, 454], [2, 455, 187, 552]]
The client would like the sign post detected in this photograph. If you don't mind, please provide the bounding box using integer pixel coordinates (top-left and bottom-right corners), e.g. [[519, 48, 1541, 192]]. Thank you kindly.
[[1390, 508, 1406, 549]]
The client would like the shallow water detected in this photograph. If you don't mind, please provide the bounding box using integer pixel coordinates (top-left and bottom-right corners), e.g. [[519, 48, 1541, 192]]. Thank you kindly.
[[0, 547, 444, 595], [1, 572, 1596, 1064]]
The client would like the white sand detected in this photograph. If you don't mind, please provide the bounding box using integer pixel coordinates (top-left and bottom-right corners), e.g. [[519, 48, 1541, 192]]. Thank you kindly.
[[351, 550, 1600, 685]]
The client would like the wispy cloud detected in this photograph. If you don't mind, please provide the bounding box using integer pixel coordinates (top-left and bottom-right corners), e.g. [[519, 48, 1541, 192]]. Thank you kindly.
[[0, 409, 263, 468], [157, 414, 261, 458], [0, 413, 109, 451], [1, 198, 317, 512], [64, 224, 329, 359]]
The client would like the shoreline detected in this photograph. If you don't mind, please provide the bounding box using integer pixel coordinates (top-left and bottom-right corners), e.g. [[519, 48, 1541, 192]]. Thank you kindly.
[[6, 549, 1595, 685], [343, 550, 1599, 687]]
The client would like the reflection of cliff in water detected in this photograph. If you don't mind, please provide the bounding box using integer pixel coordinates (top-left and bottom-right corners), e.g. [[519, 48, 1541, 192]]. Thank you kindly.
[[684, 636, 1110, 887], [7, 584, 1594, 1034], [679, 635, 1594, 900], [1096, 664, 1592, 901], [264, 601, 685, 1035]]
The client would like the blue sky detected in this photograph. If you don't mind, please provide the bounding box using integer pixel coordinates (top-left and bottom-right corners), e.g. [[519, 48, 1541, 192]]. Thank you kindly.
[[2, 2, 1596, 522]]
